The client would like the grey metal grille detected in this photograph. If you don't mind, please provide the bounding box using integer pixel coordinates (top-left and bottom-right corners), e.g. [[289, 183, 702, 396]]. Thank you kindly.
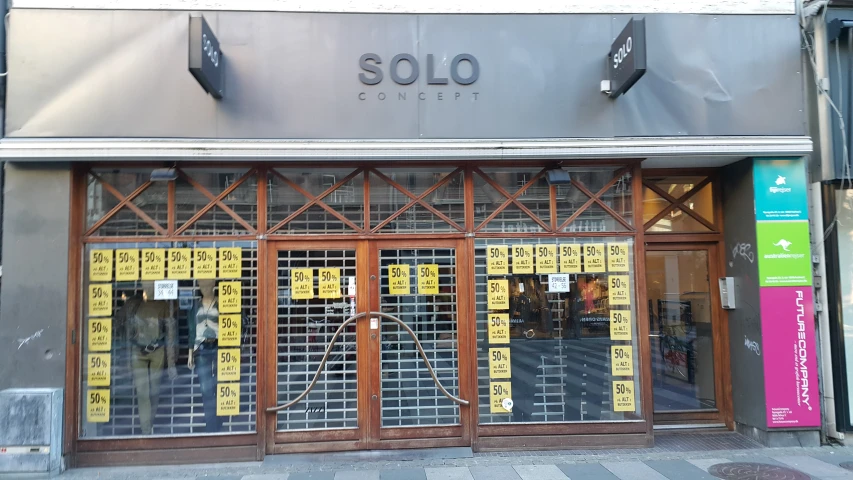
[[80, 241, 258, 438], [474, 238, 640, 424], [379, 249, 460, 427], [276, 249, 359, 431]]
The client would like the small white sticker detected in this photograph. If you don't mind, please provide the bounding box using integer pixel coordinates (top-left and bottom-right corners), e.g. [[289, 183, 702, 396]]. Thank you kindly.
[[548, 274, 571, 293], [370, 317, 379, 330], [502, 398, 514, 411], [154, 280, 178, 300], [347, 277, 356, 297]]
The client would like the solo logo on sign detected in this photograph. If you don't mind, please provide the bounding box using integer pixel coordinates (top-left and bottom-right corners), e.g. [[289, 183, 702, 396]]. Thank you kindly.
[[753, 158, 808, 221]]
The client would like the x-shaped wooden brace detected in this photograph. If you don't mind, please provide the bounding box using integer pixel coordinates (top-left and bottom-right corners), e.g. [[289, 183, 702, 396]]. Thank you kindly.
[[558, 166, 634, 232], [473, 167, 552, 232], [85, 173, 168, 237], [642, 176, 715, 232], [369, 168, 465, 233], [268, 168, 364, 234], [175, 168, 258, 235]]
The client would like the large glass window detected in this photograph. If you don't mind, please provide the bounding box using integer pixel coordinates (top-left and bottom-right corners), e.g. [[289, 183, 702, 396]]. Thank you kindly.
[[475, 238, 642, 423], [80, 241, 258, 437]]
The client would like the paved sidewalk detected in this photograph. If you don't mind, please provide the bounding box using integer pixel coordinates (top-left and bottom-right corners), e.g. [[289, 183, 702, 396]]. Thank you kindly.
[[29, 434, 853, 480]]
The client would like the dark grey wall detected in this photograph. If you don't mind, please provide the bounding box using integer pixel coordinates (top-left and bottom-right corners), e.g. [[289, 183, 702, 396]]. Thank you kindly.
[[0, 163, 71, 390], [722, 158, 765, 429], [6, 10, 804, 139]]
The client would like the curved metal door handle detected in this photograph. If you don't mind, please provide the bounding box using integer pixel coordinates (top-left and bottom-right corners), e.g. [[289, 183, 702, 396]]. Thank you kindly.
[[267, 311, 469, 412]]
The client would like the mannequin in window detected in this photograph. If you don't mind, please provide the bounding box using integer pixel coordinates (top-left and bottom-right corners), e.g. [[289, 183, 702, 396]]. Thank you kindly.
[[187, 279, 222, 433], [116, 281, 177, 435]]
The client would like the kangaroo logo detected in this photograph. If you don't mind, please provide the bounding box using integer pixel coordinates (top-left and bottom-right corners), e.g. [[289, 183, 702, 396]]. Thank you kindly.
[[774, 239, 792, 251], [775, 175, 787, 186]]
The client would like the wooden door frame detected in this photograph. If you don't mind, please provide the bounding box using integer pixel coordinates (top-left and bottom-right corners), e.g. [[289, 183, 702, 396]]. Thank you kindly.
[[265, 238, 472, 453], [367, 238, 472, 450], [265, 239, 370, 454], [644, 242, 733, 428]]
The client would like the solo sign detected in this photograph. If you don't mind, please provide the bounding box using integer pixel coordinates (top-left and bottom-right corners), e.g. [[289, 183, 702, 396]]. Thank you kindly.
[[189, 15, 224, 99], [608, 18, 646, 98]]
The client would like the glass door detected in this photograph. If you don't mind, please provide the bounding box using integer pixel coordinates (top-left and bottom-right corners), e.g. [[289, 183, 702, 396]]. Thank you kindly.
[[369, 240, 470, 447], [645, 245, 726, 425], [268, 242, 369, 451]]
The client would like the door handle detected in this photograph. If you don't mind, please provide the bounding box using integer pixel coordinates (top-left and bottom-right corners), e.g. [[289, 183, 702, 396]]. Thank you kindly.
[[649, 334, 661, 337]]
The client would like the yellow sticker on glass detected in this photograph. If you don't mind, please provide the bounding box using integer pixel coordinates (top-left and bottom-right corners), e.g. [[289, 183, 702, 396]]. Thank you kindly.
[[86, 389, 111, 423], [611, 346, 634, 376], [291, 269, 314, 300], [318, 268, 341, 299], [610, 309, 632, 340], [219, 248, 242, 279], [583, 243, 605, 272], [89, 249, 113, 282], [389, 264, 411, 295], [487, 279, 509, 310], [194, 248, 217, 279], [88, 318, 112, 352], [219, 314, 241, 347], [613, 380, 636, 412], [418, 264, 439, 295], [512, 245, 534, 274], [489, 382, 513, 414], [486, 245, 509, 275], [168, 248, 191, 280], [217, 348, 241, 382], [115, 249, 139, 281], [216, 382, 240, 416], [535, 244, 557, 274], [488, 348, 512, 379], [560, 244, 582, 273], [141, 249, 165, 280], [607, 243, 630, 272], [487, 313, 510, 344], [89, 284, 112, 317], [219, 281, 242, 313], [87, 353, 111, 387], [609, 275, 631, 305]]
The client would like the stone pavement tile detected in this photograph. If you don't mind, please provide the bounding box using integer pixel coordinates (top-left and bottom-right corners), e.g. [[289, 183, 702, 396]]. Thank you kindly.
[[335, 472, 380, 480], [469, 466, 521, 480], [289, 473, 336, 480], [556, 462, 620, 479], [425, 467, 474, 480], [686, 458, 731, 472], [724, 455, 787, 466], [645, 460, 718, 480], [601, 461, 669, 480], [772, 455, 853, 478], [243, 476, 291, 480], [812, 454, 853, 467], [512, 465, 569, 480], [380, 468, 427, 480]]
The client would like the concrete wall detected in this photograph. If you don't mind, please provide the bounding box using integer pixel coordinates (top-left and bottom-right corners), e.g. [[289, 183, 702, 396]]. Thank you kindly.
[[0, 163, 71, 391], [721, 158, 767, 430]]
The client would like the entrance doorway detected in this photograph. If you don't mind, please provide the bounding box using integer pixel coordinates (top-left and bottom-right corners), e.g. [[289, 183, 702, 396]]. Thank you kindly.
[[645, 245, 728, 426], [265, 239, 471, 453]]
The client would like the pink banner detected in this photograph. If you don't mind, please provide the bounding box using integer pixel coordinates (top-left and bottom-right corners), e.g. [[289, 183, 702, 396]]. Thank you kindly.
[[760, 287, 820, 428]]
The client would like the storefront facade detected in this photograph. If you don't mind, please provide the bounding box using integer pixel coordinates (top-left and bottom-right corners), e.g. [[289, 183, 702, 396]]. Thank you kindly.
[[0, 1, 819, 469]]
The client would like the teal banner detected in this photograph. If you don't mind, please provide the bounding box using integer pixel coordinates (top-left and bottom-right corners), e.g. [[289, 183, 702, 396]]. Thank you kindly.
[[753, 158, 809, 221]]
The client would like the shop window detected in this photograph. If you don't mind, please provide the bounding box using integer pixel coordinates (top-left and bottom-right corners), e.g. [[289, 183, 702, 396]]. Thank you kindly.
[[642, 176, 717, 233], [177, 168, 258, 236], [475, 238, 642, 423], [555, 168, 634, 233], [473, 168, 551, 233], [369, 168, 465, 233], [267, 168, 365, 235], [80, 241, 258, 437], [86, 169, 168, 237]]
